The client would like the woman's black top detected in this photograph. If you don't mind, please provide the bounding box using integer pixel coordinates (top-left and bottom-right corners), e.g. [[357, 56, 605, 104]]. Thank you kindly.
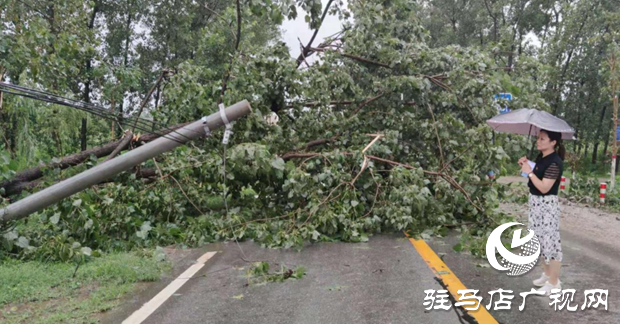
[[528, 152, 563, 196]]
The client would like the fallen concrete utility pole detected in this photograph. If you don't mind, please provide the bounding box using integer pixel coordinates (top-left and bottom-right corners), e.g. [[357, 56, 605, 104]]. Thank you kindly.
[[0, 100, 252, 223]]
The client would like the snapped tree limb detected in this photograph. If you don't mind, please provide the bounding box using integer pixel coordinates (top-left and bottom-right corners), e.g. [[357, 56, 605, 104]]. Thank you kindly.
[[0, 123, 188, 193]]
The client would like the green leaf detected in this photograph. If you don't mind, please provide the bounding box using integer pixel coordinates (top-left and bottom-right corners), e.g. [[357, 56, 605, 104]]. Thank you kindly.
[[292, 266, 306, 279], [3, 231, 18, 241], [16, 237, 30, 249], [271, 157, 285, 170], [103, 196, 114, 205], [50, 213, 60, 225]]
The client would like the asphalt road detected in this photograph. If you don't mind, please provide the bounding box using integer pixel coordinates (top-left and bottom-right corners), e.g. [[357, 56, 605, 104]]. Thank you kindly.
[[105, 233, 463, 324], [426, 228, 619, 323], [105, 201, 620, 324]]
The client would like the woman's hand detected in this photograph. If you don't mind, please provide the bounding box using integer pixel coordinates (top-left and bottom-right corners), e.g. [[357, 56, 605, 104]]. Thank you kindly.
[[518, 156, 528, 166], [521, 160, 533, 174]]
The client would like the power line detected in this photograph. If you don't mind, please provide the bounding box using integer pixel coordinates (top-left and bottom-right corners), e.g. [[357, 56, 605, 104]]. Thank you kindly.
[[0, 81, 201, 144]]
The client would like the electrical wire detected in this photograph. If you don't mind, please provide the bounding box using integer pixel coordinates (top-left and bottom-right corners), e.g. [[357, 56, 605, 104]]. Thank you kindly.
[[0, 81, 203, 144], [222, 142, 250, 262], [0, 82, 153, 132], [0, 82, 161, 133]]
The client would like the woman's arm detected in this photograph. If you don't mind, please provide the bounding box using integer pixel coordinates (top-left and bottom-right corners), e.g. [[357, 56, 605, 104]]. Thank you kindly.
[[529, 175, 556, 194], [528, 163, 560, 194]]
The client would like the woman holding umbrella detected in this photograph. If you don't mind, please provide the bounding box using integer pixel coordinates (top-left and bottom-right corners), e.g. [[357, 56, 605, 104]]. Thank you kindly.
[[487, 108, 574, 296], [519, 130, 565, 296]]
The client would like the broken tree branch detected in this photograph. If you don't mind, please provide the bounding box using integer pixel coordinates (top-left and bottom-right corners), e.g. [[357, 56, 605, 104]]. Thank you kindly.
[[298, 37, 312, 68], [2, 167, 157, 197], [281, 152, 483, 213], [105, 131, 133, 162], [0, 122, 189, 191], [218, 0, 242, 104], [234, 0, 242, 51], [131, 70, 169, 132], [308, 47, 391, 68], [426, 104, 445, 168], [349, 92, 386, 117], [303, 135, 340, 150], [286, 100, 355, 108], [296, 0, 334, 68]]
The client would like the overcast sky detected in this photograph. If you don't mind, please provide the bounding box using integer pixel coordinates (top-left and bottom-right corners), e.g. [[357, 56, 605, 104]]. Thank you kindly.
[[279, 0, 541, 60], [280, 0, 348, 59]]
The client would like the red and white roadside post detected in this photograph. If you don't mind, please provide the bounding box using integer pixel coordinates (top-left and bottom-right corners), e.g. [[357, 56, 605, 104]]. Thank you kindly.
[[612, 155, 617, 191], [560, 176, 566, 193], [600, 183, 607, 204]]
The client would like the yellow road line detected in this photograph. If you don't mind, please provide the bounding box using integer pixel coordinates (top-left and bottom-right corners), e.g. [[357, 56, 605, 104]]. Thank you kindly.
[[405, 233, 498, 324]]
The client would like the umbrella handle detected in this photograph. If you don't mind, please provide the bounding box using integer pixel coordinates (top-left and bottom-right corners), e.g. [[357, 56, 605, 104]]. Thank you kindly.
[[528, 141, 535, 159]]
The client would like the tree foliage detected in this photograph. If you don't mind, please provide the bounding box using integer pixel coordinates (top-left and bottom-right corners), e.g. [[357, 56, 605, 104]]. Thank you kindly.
[[3, 0, 614, 261]]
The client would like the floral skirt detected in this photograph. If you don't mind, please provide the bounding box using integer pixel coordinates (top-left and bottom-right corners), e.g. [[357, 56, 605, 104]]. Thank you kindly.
[[528, 194, 563, 264]]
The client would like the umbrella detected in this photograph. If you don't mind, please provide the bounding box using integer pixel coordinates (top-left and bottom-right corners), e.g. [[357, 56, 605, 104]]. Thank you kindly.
[[487, 108, 575, 139], [486, 108, 576, 157]]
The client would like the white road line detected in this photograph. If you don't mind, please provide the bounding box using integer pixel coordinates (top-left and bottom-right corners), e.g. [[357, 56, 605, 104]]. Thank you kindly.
[[122, 251, 217, 324]]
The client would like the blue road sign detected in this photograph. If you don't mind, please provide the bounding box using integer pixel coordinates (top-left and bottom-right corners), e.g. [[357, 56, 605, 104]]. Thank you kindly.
[[494, 93, 512, 114], [493, 93, 513, 101]]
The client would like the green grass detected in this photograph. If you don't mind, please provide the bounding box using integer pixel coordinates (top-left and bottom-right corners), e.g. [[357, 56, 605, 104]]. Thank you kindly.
[[0, 251, 171, 324]]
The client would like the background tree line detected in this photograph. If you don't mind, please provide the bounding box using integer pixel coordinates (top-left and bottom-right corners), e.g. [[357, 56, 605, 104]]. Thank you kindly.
[[420, 0, 620, 171]]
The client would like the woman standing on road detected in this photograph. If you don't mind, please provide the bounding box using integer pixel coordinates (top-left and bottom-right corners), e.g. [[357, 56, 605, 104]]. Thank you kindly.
[[519, 129, 565, 296]]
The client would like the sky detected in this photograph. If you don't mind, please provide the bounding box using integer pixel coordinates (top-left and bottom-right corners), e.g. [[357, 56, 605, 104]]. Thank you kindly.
[[279, 0, 542, 62], [280, 0, 349, 60]]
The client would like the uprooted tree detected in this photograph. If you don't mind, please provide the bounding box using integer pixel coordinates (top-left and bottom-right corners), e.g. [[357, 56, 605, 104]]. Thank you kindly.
[[0, 0, 542, 261]]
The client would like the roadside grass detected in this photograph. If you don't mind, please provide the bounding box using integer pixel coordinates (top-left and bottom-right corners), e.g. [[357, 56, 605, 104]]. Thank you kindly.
[[0, 251, 171, 324]]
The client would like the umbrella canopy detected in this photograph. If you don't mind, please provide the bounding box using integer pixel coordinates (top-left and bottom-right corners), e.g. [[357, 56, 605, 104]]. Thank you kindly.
[[486, 108, 576, 140]]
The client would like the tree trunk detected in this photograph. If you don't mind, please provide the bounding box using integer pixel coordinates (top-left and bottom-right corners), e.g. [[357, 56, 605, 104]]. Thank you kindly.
[[507, 44, 515, 71], [592, 142, 599, 164], [540, 9, 551, 48], [80, 118, 87, 151], [105, 131, 133, 161], [0, 122, 188, 191], [2, 167, 157, 197], [118, 10, 133, 137], [80, 2, 100, 152], [153, 81, 162, 131], [551, 9, 593, 115], [0, 69, 6, 152], [9, 115, 17, 157], [592, 105, 609, 164]]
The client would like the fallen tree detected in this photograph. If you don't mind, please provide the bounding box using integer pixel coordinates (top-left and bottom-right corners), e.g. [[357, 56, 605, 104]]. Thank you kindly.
[[0, 124, 187, 197], [2, 167, 157, 197], [1, 0, 541, 261]]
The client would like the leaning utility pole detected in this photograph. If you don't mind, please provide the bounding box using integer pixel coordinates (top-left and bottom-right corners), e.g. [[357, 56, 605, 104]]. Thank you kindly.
[[0, 100, 251, 223], [610, 52, 618, 190]]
